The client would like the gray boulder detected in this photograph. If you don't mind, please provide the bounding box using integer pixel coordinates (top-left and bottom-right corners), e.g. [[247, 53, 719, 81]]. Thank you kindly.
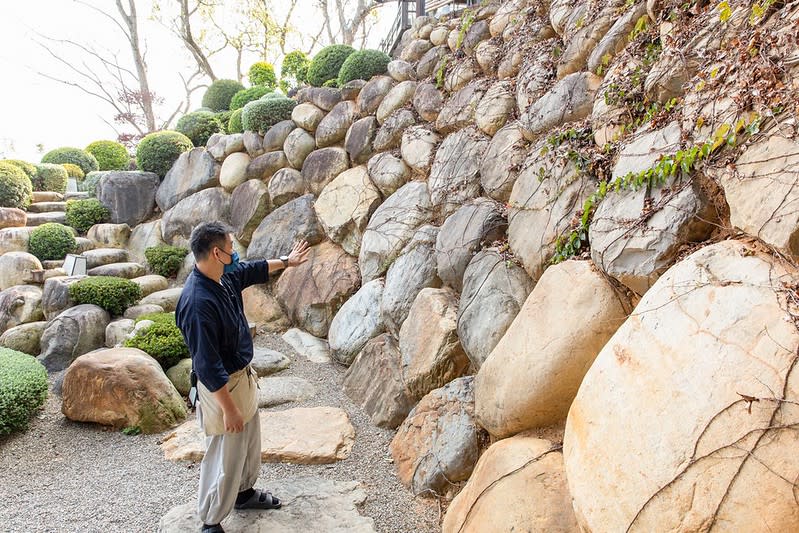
[[161, 187, 231, 246], [345, 117, 379, 165], [428, 127, 490, 218], [316, 101, 357, 148], [38, 304, 110, 372], [247, 195, 325, 260], [301, 147, 350, 196], [156, 148, 219, 212], [268, 168, 306, 207], [329, 279, 385, 366], [230, 180, 270, 246], [97, 171, 159, 227]]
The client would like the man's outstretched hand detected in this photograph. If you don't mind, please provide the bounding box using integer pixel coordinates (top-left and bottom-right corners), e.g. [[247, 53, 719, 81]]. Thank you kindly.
[[287, 240, 311, 267]]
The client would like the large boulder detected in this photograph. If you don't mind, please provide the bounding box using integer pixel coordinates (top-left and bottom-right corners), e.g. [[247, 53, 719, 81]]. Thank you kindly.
[[475, 80, 515, 136], [267, 168, 306, 207], [262, 120, 296, 152], [387, 59, 415, 82], [366, 153, 410, 198], [41, 275, 84, 320], [344, 117, 378, 165], [139, 288, 183, 312], [274, 241, 360, 338], [291, 102, 325, 132], [315, 101, 357, 148], [376, 81, 417, 124], [97, 171, 160, 227], [207, 133, 244, 161], [130, 275, 168, 298], [416, 45, 448, 79], [0, 321, 47, 355], [156, 148, 219, 211], [461, 19, 490, 55], [38, 304, 110, 372], [0, 252, 42, 290], [381, 225, 441, 336], [716, 135, 799, 257], [390, 377, 484, 495], [242, 285, 291, 333], [86, 223, 131, 249], [0, 207, 26, 229], [283, 129, 316, 170], [105, 318, 135, 348], [564, 240, 799, 532], [515, 41, 557, 112], [219, 152, 251, 191], [556, 12, 614, 79], [458, 250, 534, 369], [435, 82, 487, 134], [88, 262, 145, 279], [127, 220, 165, 264], [246, 151, 289, 181], [480, 122, 528, 202], [247, 195, 325, 260], [300, 87, 342, 112], [242, 131, 264, 158], [508, 138, 595, 281], [328, 279, 385, 366], [62, 347, 186, 433], [358, 181, 432, 283], [520, 72, 602, 142], [590, 123, 717, 294], [373, 109, 416, 152], [301, 147, 350, 196], [400, 126, 440, 175], [342, 333, 415, 429], [413, 82, 444, 122], [0, 227, 34, 255], [230, 179, 270, 246], [161, 187, 231, 246], [0, 285, 43, 334], [356, 76, 395, 116], [429, 127, 490, 218], [84, 248, 128, 269], [435, 199, 507, 292], [400, 287, 469, 401], [314, 166, 382, 256], [475, 259, 630, 438], [442, 435, 578, 533]]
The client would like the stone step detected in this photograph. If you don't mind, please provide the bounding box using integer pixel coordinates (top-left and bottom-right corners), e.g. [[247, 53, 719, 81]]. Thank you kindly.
[[65, 191, 90, 200], [88, 262, 146, 279], [31, 191, 64, 203], [282, 328, 331, 363], [75, 237, 95, 254], [26, 211, 66, 226], [27, 201, 67, 213], [83, 248, 129, 268], [42, 259, 65, 270]]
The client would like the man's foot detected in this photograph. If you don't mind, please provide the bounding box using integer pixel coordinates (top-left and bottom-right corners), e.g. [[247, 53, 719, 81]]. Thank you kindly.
[[200, 524, 224, 533], [234, 488, 282, 510]]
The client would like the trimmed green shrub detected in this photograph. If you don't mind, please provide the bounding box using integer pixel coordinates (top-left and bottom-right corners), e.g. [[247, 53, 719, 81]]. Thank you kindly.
[[124, 312, 188, 370], [65, 198, 110, 234], [79, 171, 107, 197], [61, 163, 85, 180], [337, 49, 391, 86], [280, 50, 310, 93], [248, 62, 277, 89], [306, 44, 355, 87], [32, 164, 68, 194], [0, 161, 33, 210], [68, 276, 142, 316], [28, 222, 76, 260], [322, 79, 339, 88], [202, 79, 246, 111], [0, 348, 48, 436], [228, 108, 244, 134], [2, 159, 37, 178], [145, 245, 189, 278], [242, 97, 297, 135], [85, 140, 129, 171], [135, 131, 193, 178], [41, 147, 99, 175], [230, 86, 271, 111], [215, 111, 233, 134], [175, 111, 223, 147], [261, 92, 283, 100]]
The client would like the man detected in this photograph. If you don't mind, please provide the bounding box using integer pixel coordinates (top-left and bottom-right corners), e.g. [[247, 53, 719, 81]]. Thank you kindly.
[[175, 221, 310, 533]]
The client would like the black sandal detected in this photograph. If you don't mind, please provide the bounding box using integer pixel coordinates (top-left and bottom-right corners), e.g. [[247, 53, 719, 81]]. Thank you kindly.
[[234, 488, 282, 510]]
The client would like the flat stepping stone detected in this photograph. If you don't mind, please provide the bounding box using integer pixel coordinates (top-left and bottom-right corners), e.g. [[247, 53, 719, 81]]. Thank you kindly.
[[84, 248, 129, 268], [123, 303, 165, 319], [65, 192, 90, 200], [159, 476, 376, 533], [130, 274, 169, 297], [26, 211, 66, 226], [88, 262, 146, 278], [258, 376, 316, 407], [282, 328, 331, 363], [32, 191, 63, 203], [27, 201, 67, 213], [161, 407, 354, 464], [251, 347, 291, 376], [75, 237, 94, 253], [140, 287, 183, 312], [41, 259, 64, 270]]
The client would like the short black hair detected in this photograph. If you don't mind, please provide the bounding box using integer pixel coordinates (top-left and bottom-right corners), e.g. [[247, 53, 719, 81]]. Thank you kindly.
[[189, 221, 231, 261]]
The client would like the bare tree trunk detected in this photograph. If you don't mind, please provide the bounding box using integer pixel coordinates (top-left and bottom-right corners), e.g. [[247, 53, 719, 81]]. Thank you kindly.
[[116, 0, 156, 131], [174, 0, 218, 82]]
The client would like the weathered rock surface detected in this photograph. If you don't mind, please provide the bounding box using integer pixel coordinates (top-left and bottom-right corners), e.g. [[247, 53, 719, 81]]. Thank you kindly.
[[475, 80, 515, 135], [268, 168, 306, 207], [282, 328, 331, 364], [230, 179, 270, 246], [283, 128, 317, 170], [316, 101, 357, 148], [373, 109, 416, 152], [301, 147, 350, 196], [291, 102, 326, 132], [0, 285, 43, 334], [429, 127, 490, 218], [242, 285, 291, 333], [97, 171, 159, 227], [247, 195, 325, 260], [0, 252, 42, 291], [435, 82, 487, 134], [218, 152, 251, 191], [41, 275, 84, 320], [127, 220, 164, 264], [88, 262, 146, 279], [356, 76, 395, 117], [0, 207, 26, 229], [257, 376, 316, 407], [246, 150, 289, 181], [520, 72, 602, 141], [250, 346, 291, 376], [413, 82, 444, 122], [0, 227, 34, 255], [345, 116, 379, 165], [157, 149, 219, 211], [328, 279, 385, 366], [400, 126, 440, 175], [366, 153, 410, 198], [105, 318, 135, 348], [139, 288, 183, 312], [0, 321, 47, 355], [86, 223, 131, 249], [38, 304, 110, 372], [161, 187, 231, 246], [263, 120, 296, 152]]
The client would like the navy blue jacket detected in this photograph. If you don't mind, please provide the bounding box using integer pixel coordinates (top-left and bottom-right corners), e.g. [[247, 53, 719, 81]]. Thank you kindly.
[[175, 260, 269, 392]]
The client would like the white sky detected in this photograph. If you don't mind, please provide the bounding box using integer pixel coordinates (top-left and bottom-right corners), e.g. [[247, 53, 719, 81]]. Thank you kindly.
[[0, 0, 393, 162]]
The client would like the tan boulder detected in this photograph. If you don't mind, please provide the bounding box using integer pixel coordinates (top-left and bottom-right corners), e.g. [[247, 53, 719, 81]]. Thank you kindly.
[[291, 102, 325, 132], [62, 347, 185, 433], [140, 287, 183, 312], [130, 275, 169, 298], [127, 220, 164, 264], [435, 82, 487, 134], [230, 179, 270, 246], [86, 223, 131, 249], [0, 227, 34, 255], [376, 81, 417, 124], [0, 321, 47, 355], [564, 240, 799, 532], [520, 72, 602, 142], [267, 168, 306, 207], [475, 80, 515, 135], [442, 435, 578, 533], [0, 252, 43, 290], [429, 127, 490, 218], [242, 284, 291, 333], [400, 126, 440, 174], [366, 152, 410, 198], [315, 101, 357, 148], [0, 207, 26, 229], [0, 285, 43, 334], [219, 152, 251, 191], [283, 128, 316, 170]]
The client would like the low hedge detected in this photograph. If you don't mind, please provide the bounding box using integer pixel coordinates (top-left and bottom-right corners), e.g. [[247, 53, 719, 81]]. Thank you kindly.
[[306, 44, 355, 87], [61, 163, 85, 180], [230, 86, 272, 111], [85, 140, 129, 171], [135, 131, 193, 178], [2, 159, 37, 178], [145, 245, 188, 278], [176, 111, 223, 147], [241, 97, 297, 135], [0, 161, 33, 210], [41, 147, 99, 175], [68, 276, 142, 316], [202, 79, 246, 111], [228, 109, 244, 134], [0, 348, 48, 436], [65, 198, 110, 234], [28, 222, 76, 261], [32, 164, 68, 194], [124, 312, 188, 370], [337, 49, 391, 86]]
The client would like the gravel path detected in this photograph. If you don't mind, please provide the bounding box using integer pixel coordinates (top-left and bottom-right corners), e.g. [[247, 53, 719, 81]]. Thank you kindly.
[[0, 332, 439, 533]]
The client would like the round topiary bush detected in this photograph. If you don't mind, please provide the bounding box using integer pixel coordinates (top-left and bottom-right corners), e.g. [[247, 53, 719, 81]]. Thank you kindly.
[[68, 276, 142, 316], [306, 44, 356, 87], [260, 92, 283, 100], [241, 97, 297, 135], [230, 86, 272, 111], [61, 163, 85, 180], [65, 198, 110, 234], [85, 140, 129, 171], [338, 49, 391, 86], [144, 245, 189, 278], [280, 50, 310, 93], [28, 222, 76, 260], [32, 164, 68, 194], [135, 131, 193, 178], [2, 159, 37, 178], [41, 147, 99, 175], [0, 348, 48, 436], [0, 161, 33, 210], [124, 312, 188, 370], [248, 62, 277, 89], [215, 111, 233, 134], [202, 79, 246, 112], [228, 108, 244, 134], [175, 111, 223, 147]]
